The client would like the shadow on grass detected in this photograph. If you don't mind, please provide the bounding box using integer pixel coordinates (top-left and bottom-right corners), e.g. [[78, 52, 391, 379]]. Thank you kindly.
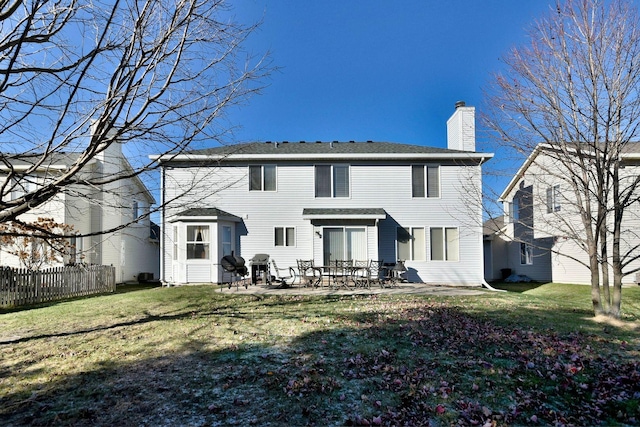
[[115, 282, 162, 294], [2, 295, 638, 427], [0, 283, 161, 315], [489, 281, 547, 293]]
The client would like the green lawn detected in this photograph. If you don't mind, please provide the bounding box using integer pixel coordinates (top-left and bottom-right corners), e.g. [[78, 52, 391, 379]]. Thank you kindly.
[[1, 283, 638, 426]]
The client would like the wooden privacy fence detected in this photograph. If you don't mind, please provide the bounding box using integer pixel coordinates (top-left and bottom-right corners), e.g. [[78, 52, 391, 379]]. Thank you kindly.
[[0, 265, 116, 308]]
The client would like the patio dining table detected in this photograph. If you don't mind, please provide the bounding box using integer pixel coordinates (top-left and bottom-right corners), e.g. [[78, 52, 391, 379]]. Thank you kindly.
[[312, 264, 369, 289]]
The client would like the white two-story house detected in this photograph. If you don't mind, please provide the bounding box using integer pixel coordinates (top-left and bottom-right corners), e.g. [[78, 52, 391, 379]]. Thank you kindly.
[[153, 103, 493, 286], [491, 142, 640, 285], [0, 140, 160, 283]]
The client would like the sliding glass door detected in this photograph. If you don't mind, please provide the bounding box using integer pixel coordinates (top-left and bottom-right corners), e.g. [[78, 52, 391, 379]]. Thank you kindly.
[[323, 227, 366, 264]]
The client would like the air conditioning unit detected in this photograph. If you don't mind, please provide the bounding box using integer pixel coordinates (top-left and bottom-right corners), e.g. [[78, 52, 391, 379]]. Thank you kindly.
[[138, 272, 154, 283]]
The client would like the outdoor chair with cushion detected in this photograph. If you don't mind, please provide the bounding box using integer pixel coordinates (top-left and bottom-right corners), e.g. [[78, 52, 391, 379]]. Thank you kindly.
[[271, 260, 295, 287]]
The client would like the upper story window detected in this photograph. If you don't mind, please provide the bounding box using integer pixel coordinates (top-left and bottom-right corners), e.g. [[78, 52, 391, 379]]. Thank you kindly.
[[546, 185, 561, 213], [412, 165, 440, 198], [315, 165, 349, 198], [132, 201, 139, 219], [249, 165, 276, 191]]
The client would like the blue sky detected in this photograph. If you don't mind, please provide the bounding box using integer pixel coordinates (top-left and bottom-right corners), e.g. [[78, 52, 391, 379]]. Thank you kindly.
[[226, 1, 554, 152], [220, 1, 560, 210]]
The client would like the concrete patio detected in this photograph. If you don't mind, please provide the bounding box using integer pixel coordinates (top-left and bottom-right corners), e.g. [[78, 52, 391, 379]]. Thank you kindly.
[[217, 282, 489, 296]]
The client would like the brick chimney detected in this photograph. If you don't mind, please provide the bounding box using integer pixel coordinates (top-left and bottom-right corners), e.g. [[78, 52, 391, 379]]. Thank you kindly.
[[447, 101, 476, 152]]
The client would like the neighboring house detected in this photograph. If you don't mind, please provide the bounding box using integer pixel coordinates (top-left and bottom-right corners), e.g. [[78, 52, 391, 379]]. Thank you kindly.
[[153, 102, 493, 286], [491, 143, 640, 284], [0, 139, 160, 283]]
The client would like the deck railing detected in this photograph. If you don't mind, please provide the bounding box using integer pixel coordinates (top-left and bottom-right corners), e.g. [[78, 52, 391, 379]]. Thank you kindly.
[[0, 265, 116, 308]]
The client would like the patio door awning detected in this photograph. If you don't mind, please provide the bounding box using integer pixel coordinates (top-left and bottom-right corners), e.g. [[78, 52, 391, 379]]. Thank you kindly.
[[302, 208, 386, 221]]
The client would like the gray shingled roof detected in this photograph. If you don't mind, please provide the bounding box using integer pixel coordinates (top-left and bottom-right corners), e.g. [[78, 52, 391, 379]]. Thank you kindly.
[[1, 152, 81, 167], [175, 207, 240, 219], [185, 141, 469, 156], [302, 208, 386, 217]]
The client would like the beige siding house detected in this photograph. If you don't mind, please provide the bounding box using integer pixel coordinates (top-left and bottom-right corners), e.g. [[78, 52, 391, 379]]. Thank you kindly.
[[489, 143, 640, 285], [0, 142, 159, 283]]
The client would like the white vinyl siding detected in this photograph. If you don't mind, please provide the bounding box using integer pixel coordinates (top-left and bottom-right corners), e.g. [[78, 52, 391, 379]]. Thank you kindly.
[[162, 159, 486, 285]]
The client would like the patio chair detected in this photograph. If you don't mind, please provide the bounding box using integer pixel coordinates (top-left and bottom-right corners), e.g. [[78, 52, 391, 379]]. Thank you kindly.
[[365, 259, 384, 288], [296, 259, 320, 287], [383, 261, 406, 287], [353, 260, 370, 288], [330, 259, 354, 289], [271, 260, 295, 287]]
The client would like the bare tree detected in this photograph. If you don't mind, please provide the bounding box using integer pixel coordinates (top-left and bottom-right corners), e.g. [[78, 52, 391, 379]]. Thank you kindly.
[[484, 0, 640, 318], [0, 0, 269, 232], [0, 218, 75, 270]]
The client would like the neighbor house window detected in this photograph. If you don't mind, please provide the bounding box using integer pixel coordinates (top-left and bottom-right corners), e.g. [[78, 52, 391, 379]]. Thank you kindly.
[[520, 242, 533, 265], [315, 165, 349, 198], [546, 185, 561, 213], [68, 236, 83, 265], [430, 227, 459, 261], [275, 227, 295, 247], [507, 198, 520, 223], [10, 175, 37, 200], [186, 225, 210, 259], [397, 227, 425, 261], [249, 165, 276, 191], [132, 201, 139, 219], [411, 165, 440, 198]]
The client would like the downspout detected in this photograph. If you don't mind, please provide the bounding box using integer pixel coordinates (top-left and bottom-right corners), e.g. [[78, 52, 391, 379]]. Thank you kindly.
[[478, 156, 504, 292], [482, 280, 506, 292], [160, 164, 166, 285]]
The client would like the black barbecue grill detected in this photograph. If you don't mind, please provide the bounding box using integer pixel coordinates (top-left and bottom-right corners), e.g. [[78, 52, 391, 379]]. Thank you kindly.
[[220, 253, 249, 289]]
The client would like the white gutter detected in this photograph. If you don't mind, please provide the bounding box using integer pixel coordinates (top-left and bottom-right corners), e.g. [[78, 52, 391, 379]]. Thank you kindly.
[[150, 152, 494, 163]]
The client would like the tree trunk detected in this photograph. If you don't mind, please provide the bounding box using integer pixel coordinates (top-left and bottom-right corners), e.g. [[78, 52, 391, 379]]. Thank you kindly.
[[589, 241, 603, 315], [599, 227, 611, 313]]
